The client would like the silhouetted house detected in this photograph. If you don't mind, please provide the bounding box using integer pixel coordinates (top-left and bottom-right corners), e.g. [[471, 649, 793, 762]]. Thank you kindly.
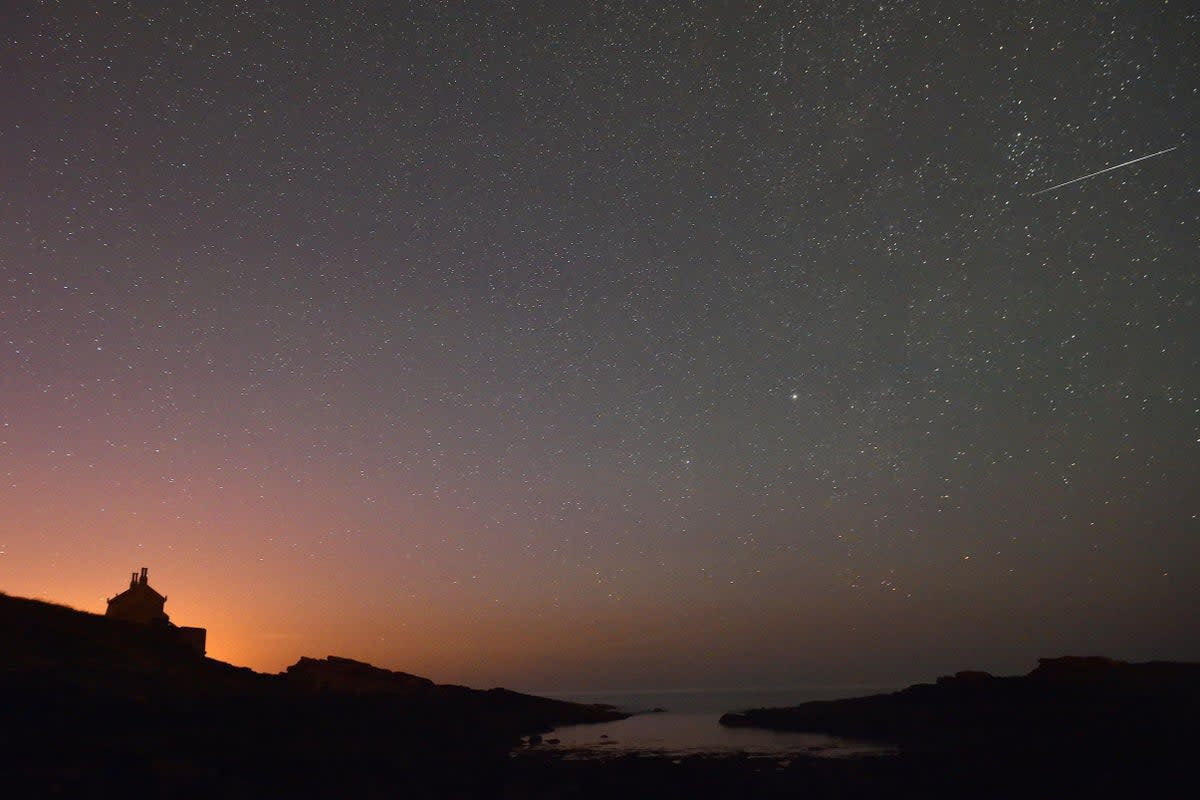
[[107, 567, 169, 624], [106, 567, 206, 655]]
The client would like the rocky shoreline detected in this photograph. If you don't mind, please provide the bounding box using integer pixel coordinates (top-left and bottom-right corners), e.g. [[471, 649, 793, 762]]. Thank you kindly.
[[3, 591, 1195, 798], [720, 656, 1198, 747]]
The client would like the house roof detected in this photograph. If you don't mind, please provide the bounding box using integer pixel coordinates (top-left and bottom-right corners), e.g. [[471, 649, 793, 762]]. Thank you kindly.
[[109, 582, 165, 604]]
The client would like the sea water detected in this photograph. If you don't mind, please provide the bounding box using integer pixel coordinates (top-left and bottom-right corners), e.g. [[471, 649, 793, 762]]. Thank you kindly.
[[526, 687, 899, 758]]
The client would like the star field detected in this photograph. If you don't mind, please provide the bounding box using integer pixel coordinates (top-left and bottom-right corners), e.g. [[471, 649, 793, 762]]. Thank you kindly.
[[2, 1, 1197, 689]]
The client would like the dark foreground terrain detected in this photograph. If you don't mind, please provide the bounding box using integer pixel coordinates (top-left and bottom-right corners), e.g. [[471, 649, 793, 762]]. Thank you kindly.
[[503, 657, 1199, 798], [713, 656, 1199, 798], [0, 592, 622, 798], [2, 590, 1196, 798]]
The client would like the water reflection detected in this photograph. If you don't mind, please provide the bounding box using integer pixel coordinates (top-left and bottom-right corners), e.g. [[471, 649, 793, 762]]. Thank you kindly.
[[529, 711, 894, 759]]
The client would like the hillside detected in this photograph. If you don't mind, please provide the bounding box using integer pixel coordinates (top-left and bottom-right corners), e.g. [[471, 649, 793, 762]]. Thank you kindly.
[[0, 591, 623, 797], [721, 656, 1200, 756]]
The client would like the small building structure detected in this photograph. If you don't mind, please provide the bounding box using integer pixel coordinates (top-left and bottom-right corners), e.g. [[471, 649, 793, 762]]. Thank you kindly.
[[106, 567, 169, 624], [105, 567, 206, 655]]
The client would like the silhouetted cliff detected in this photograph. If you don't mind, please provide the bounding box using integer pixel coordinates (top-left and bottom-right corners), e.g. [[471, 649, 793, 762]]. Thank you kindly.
[[720, 656, 1200, 758], [0, 591, 623, 798]]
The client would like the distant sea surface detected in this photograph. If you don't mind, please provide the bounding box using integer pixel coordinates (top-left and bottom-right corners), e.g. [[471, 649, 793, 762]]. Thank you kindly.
[[527, 687, 899, 758]]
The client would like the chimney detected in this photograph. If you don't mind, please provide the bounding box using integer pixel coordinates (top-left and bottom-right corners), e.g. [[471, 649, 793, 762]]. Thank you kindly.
[[130, 572, 138, 588], [140, 567, 148, 584]]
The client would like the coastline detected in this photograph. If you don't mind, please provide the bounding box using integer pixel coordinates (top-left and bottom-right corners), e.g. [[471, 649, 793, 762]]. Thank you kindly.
[[718, 657, 1200, 751], [4, 592, 1195, 798]]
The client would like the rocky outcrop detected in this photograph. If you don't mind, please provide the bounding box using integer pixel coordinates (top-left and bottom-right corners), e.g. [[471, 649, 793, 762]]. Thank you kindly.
[[719, 657, 1200, 758], [283, 655, 436, 694]]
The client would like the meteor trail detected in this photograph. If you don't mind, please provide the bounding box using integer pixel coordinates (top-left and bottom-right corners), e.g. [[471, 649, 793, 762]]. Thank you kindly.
[[1031, 146, 1179, 196]]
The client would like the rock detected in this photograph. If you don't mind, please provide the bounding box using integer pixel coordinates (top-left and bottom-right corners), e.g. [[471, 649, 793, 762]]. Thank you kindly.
[[1029, 656, 1123, 682], [935, 670, 994, 687], [282, 656, 435, 694], [717, 655, 1200, 762]]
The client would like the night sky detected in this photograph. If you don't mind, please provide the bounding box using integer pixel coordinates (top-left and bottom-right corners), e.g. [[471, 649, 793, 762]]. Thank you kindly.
[[3, 1, 1197, 691]]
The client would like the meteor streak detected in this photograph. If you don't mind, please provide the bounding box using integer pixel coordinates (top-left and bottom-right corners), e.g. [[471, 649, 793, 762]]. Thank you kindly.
[[1031, 146, 1179, 196]]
